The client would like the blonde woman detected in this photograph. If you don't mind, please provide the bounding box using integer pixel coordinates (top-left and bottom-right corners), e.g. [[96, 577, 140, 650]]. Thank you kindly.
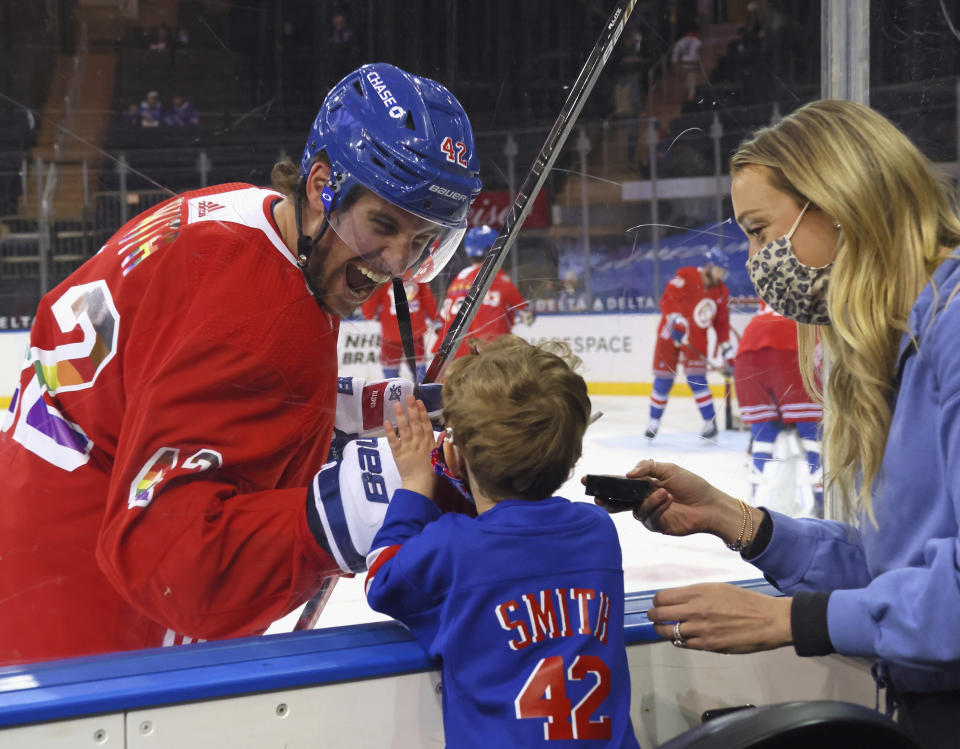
[[610, 100, 960, 749]]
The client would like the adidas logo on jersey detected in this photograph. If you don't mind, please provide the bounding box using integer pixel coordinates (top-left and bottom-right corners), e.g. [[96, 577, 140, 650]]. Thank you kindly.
[[196, 200, 224, 217]]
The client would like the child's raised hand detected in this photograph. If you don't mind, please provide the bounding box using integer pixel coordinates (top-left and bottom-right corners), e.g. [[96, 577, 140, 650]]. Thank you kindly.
[[384, 394, 438, 499]]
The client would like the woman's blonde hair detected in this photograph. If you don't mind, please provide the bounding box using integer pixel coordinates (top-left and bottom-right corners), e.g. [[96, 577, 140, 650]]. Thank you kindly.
[[442, 335, 591, 501], [731, 99, 960, 521]]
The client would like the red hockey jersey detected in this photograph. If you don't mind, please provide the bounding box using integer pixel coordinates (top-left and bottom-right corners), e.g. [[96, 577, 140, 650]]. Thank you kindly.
[[656, 266, 730, 354], [360, 281, 439, 342], [736, 302, 798, 354], [0, 184, 341, 665], [434, 264, 527, 360]]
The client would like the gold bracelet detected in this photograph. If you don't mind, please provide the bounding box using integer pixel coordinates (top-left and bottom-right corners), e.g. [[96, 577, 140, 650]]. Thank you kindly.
[[726, 498, 749, 552], [742, 501, 755, 553]]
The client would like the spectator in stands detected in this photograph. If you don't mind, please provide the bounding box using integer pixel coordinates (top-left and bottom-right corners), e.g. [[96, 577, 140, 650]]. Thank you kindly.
[[671, 24, 703, 101], [327, 9, 359, 75], [164, 95, 199, 127], [361, 281, 440, 381], [366, 337, 640, 747], [139, 90, 163, 128], [613, 100, 960, 749], [149, 23, 171, 52], [121, 103, 140, 127], [328, 10, 353, 46]]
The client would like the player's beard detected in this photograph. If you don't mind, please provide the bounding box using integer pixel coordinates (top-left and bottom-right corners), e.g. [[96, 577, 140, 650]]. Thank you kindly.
[[304, 244, 383, 318]]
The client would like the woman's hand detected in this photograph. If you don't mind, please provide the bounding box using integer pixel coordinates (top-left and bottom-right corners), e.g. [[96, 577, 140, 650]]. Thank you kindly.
[[647, 582, 793, 654], [384, 394, 438, 499], [598, 459, 762, 547]]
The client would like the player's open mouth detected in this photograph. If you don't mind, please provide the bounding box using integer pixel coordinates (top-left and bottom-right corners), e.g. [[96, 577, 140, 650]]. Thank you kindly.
[[345, 261, 388, 298]]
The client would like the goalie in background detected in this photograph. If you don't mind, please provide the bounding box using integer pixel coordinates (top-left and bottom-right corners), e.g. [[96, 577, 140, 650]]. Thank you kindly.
[[433, 225, 532, 363], [645, 247, 735, 441], [734, 302, 824, 516]]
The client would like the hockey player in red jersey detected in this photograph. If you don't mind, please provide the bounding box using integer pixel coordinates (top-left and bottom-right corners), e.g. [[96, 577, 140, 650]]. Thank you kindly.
[[433, 225, 531, 362], [0, 63, 480, 665], [646, 247, 734, 440], [361, 281, 440, 381], [734, 302, 823, 514]]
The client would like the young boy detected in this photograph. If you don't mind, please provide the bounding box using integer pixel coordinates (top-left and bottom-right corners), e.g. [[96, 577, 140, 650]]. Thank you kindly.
[[365, 335, 640, 747]]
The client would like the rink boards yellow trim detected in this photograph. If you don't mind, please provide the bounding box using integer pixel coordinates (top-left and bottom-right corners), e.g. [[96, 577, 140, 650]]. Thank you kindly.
[[0, 387, 727, 411], [587, 383, 727, 397]]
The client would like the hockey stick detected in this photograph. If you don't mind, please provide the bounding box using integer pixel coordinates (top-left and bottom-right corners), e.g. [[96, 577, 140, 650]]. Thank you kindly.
[[392, 278, 420, 381], [422, 0, 637, 384], [294, 1, 635, 632]]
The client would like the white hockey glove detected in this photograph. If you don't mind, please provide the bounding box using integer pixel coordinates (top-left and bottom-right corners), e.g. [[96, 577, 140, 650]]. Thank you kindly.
[[307, 431, 476, 574], [335, 377, 443, 438], [519, 308, 535, 326], [308, 437, 401, 573]]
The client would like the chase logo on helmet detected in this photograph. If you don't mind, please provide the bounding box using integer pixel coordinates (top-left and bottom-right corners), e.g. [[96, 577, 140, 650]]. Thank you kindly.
[[365, 70, 405, 119], [429, 184, 467, 201]]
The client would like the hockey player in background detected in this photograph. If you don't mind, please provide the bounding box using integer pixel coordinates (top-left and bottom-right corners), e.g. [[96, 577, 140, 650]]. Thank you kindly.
[[360, 280, 440, 381], [645, 247, 735, 440], [0, 63, 480, 665], [433, 225, 532, 362], [734, 302, 823, 515], [366, 336, 640, 748]]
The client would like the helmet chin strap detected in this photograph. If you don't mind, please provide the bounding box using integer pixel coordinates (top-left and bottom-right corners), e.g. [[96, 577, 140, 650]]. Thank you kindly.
[[294, 183, 331, 269]]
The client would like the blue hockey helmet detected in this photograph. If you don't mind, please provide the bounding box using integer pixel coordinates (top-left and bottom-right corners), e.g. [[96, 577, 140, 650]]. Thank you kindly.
[[464, 225, 496, 259], [704, 246, 731, 271], [300, 63, 482, 282]]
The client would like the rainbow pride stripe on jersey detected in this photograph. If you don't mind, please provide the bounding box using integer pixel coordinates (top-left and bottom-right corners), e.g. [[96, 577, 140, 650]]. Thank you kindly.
[[118, 199, 183, 276]]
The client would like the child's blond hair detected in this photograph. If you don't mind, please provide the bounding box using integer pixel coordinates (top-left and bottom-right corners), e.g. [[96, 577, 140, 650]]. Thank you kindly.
[[442, 335, 591, 501]]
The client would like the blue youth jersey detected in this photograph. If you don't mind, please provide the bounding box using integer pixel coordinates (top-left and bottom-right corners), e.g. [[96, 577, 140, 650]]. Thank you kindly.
[[366, 489, 641, 748]]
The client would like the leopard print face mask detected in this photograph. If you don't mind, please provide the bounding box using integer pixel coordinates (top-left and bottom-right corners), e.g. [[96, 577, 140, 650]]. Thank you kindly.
[[746, 201, 832, 325]]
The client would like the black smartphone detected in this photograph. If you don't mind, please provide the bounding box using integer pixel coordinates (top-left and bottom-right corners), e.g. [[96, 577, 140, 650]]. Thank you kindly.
[[583, 474, 656, 511]]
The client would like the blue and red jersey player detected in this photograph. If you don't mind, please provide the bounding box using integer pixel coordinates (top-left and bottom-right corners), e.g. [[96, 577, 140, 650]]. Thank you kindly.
[[646, 247, 733, 441], [433, 225, 530, 362], [361, 281, 440, 381], [366, 336, 640, 748], [734, 302, 823, 514]]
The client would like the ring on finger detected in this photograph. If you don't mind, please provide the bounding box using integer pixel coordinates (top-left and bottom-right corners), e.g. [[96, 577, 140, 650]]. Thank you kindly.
[[672, 621, 686, 648]]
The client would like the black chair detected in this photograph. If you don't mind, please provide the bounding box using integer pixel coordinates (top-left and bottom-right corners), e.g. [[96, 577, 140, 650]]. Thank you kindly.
[[656, 700, 921, 749]]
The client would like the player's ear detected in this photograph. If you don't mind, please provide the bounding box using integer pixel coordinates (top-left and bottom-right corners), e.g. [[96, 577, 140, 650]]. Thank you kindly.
[[304, 161, 330, 213]]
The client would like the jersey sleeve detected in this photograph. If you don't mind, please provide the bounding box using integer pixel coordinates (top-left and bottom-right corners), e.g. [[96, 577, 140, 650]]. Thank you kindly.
[[364, 488, 451, 652], [658, 269, 690, 317], [97, 330, 338, 641]]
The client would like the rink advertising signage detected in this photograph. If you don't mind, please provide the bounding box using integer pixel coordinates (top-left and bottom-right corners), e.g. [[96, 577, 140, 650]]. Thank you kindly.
[[338, 327, 381, 367], [468, 190, 548, 229], [0, 315, 33, 330], [526, 334, 633, 355]]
